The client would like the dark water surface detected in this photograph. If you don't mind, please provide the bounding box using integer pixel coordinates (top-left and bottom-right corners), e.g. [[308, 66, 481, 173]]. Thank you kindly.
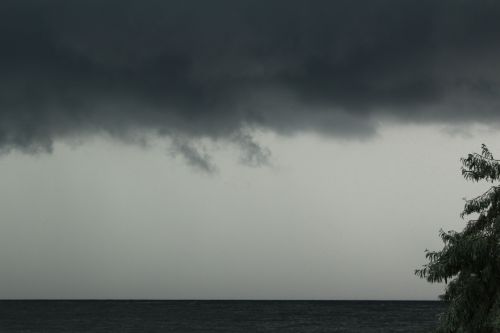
[[0, 300, 445, 332]]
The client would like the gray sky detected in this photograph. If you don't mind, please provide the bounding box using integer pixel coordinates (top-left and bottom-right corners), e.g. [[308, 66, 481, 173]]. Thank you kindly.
[[1, 0, 500, 299], [0, 125, 498, 299]]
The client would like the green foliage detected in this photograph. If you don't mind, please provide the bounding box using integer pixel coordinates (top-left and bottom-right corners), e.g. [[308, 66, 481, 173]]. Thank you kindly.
[[416, 144, 500, 333]]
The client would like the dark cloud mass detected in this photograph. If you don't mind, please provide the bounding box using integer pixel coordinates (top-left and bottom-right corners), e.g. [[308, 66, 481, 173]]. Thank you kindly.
[[2, 0, 500, 158]]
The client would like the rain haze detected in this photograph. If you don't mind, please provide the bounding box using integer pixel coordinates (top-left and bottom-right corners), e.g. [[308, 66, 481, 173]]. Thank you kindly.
[[1, 0, 500, 300]]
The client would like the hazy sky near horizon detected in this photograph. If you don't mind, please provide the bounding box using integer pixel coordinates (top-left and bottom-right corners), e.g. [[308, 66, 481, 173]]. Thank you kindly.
[[1, 126, 498, 300], [2, 0, 500, 299]]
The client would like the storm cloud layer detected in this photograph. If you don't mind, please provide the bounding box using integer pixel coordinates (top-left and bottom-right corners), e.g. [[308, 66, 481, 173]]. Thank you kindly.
[[2, 0, 500, 157]]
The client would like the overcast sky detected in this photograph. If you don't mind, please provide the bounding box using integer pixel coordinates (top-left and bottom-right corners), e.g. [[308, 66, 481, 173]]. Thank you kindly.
[[1, 0, 500, 299]]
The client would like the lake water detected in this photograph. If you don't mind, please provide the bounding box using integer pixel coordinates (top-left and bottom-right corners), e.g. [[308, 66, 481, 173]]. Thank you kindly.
[[0, 300, 445, 332]]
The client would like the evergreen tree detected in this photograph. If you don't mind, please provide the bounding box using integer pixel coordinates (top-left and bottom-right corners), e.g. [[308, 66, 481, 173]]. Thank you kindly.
[[416, 144, 500, 333]]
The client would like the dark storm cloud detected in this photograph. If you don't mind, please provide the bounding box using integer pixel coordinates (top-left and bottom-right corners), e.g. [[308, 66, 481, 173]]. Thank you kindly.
[[233, 132, 272, 168], [169, 138, 217, 173], [2, 0, 500, 155]]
